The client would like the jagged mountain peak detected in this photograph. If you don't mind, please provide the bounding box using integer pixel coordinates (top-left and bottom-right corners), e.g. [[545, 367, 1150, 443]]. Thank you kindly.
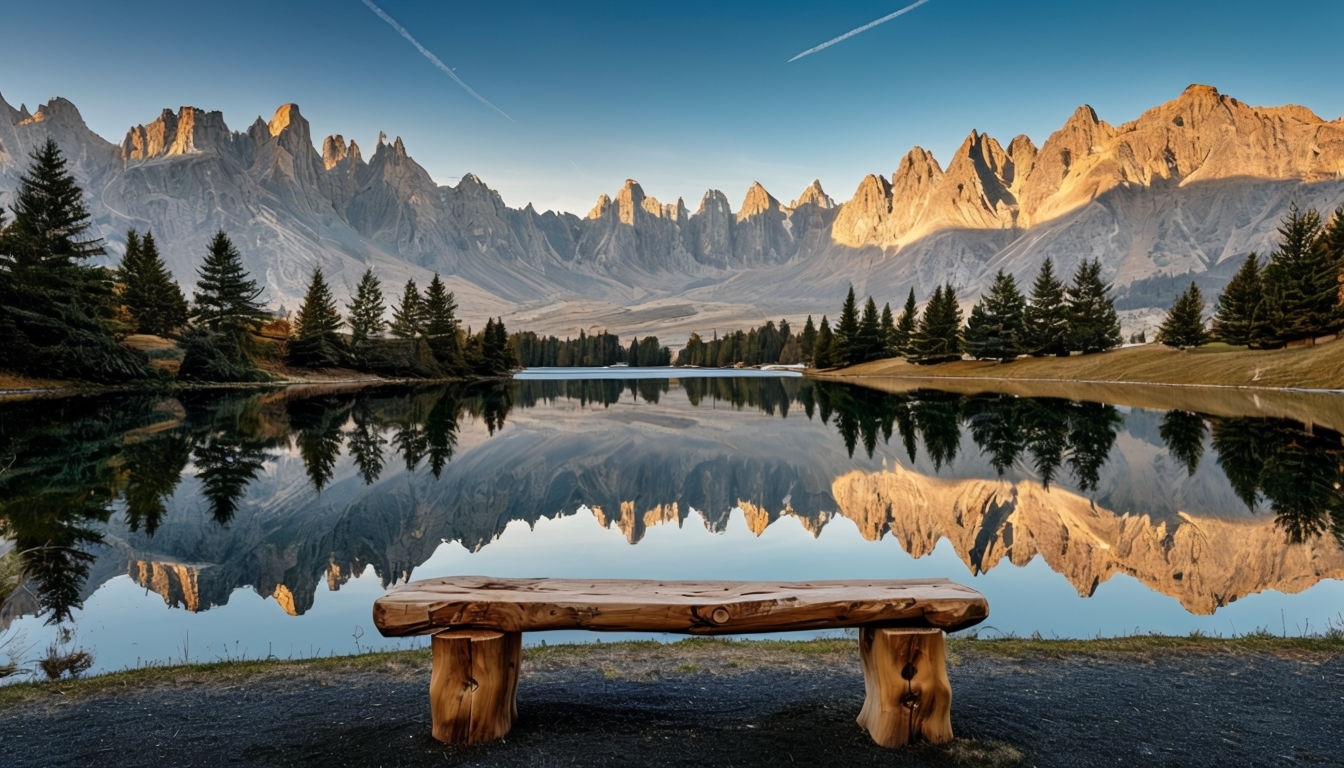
[[791, 179, 833, 209], [587, 192, 612, 219], [737, 181, 781, 220]]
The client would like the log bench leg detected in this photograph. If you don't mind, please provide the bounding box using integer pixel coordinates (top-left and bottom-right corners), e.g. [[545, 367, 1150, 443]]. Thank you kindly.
[[429, 629, 522, 743], [856, 627, 954, 747]]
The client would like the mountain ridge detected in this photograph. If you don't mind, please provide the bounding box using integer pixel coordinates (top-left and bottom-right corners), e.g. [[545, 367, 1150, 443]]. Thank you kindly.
[[2, 85, 1342, 339]]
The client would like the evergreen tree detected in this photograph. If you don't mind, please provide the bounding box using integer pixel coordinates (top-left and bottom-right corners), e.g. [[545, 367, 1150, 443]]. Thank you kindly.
[[346, 267, 386, 365], [799, 315, 817, 365], [0, 139, 153, 382], [421, 273, 461, 369], [963, 270, 1026, 362], [1211, 252, 1263, 346], [1260, 205, 1342, 345], [908, 283, 964, 364], [812, 315, 835, 368], [893, 288, 917, 355], [1023, 258, 1070, 356], [190, 231, 267, 335], [388, 279, 422, 338], [1156, 282, 1208, 349], [856, 296, 884, 363], [834, 286, 860, 366], [118, 230, 187, 336], [879, 302, 896, 356], [289, 267, 346, 367], [1065, 258, 1122, 354]]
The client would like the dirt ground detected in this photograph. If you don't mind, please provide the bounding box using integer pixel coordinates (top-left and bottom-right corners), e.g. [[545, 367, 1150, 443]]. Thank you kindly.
[[2, 642, 1341, 768]]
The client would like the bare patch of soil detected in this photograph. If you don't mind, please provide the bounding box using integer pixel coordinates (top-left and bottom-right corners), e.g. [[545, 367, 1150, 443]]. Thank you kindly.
[[2, 641, 1339, 768]]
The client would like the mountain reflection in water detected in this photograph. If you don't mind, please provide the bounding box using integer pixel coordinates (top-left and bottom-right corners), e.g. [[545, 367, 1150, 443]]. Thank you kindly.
[[1, 377, 1342, 668]]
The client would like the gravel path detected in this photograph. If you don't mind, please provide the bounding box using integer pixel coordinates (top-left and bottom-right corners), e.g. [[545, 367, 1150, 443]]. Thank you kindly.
[[3, 645, 1341, 768]]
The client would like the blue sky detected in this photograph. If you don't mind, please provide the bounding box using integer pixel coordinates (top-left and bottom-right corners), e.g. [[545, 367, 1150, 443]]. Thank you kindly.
[[3, 0, 1342, 216]]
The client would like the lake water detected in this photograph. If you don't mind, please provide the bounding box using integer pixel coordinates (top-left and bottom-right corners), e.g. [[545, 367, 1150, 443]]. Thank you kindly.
[[2, 370, 1342, 678]]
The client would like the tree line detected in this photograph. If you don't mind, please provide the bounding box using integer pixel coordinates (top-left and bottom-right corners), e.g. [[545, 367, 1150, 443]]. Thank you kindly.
[[511, 329, 671, 367], [0, 139, 517, 384]]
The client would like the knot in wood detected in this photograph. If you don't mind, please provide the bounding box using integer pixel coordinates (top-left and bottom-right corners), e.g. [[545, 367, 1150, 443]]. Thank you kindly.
[[901, 662, 917, 680], [710, 607, 731, 625], [901, 691, 921, 710]]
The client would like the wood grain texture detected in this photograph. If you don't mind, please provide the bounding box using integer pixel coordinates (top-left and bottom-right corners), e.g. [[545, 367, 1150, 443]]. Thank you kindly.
[[856, 627, 953, 747], [429, 629, 521, 743], [374, 576, 988, 637]]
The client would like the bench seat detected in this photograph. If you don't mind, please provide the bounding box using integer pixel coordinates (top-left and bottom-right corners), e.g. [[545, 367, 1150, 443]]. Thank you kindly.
[[373, 576, 988, 747]]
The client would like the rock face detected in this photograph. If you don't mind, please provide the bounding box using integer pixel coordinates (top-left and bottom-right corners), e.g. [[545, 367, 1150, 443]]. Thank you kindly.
[[2, 85, 1343, 333]]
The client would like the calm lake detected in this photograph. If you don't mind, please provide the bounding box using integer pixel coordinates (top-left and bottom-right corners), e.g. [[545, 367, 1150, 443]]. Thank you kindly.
[[2, 370, 1343, 678]]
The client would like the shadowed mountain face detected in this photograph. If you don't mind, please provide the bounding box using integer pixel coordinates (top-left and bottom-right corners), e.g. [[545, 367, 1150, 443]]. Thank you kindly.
[[2, 85, 1342, 334], [2, 379, 1341, 632]]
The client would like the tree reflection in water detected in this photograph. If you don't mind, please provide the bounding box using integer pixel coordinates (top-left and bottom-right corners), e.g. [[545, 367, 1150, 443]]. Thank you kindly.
[[3, 378, 1343, 631]]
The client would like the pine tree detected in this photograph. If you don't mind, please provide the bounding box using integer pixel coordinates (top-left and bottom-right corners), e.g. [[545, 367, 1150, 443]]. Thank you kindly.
[[963, 270, 1026, 362], [799, 315, 817, 365], [1211, 252, 1262, 346], [834, 286, 860, 366], [893, 288, 917, 355], [1156, 282, 1208, 349], [879, 302, 896, 356], [1260, 205, 1342, 344], [422, 273, 463, 372], [1065, 258, 1122, 354], [1023, 259, 1070, 356], [118, 229, 187, 336], [856, 296, 884, 363], [190, 230, 267, 335], [389, 279, 423, 338], [289, 267, 346, 367], [346, 268, 386, 365], [812, 315, 835, 368], [0, 139, 153, 382], [908, 283, 964, 364]]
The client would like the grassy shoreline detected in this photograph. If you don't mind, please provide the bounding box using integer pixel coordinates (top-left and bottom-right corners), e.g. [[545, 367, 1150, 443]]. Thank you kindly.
[[3, 634, 1340, 708]]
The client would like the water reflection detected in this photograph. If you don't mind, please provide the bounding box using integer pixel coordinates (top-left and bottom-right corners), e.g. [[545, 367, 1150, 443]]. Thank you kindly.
[[1, 379, 1343, 638]]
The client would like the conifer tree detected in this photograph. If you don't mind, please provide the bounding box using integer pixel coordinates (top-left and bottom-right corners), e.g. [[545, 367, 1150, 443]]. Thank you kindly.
[[190, 230, 267, 336], [0, 139, 152, 382], [289, 267, 346, 367], [834, 285, 860, 366], [1023, 258, 1070, 356], [389, 279, 423, 338], [1260, 205, 1342, 344], [879, 302, 896, 356], [799, 315, 817, 364], [812, 315, 835, 368], [1211, 253, 1263, 346], [422, 273, 463, 371], [963, 270, 1027, 362], [893, 288, 917, 355], [908, 283, 964, 364], [856, 296, 884, 363], [346, 268, 386, 365], [1065, 258, 1122, 354], [118, 229, 187, 335], [1156, 282, 1208, 349]]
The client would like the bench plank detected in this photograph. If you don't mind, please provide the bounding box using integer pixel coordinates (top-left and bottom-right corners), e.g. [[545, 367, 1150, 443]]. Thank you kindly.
[[373, 576, 988, 637]]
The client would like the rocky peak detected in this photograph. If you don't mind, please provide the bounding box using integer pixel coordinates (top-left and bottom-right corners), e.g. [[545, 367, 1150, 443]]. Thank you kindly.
[[737, 181, 781, 221], [322, 135, 350, 168], [587, 193, 612, 220], [791, 179, 834, 209], [614, 179, 648, 224], [122, 106, 231, 161], [20, 97, 86, 128], [696, 189, 732, 216], [267, 103, 303, 138]]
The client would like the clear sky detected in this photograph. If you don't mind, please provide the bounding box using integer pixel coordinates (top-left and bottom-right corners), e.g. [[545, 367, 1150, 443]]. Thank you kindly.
[[3, 0, 1342, 216]]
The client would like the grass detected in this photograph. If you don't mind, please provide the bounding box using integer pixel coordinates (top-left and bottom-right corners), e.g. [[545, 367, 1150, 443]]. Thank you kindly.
[[3, 633, 1339, 708]]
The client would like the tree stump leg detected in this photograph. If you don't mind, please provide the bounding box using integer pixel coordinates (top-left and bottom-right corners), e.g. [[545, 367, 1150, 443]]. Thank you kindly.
[[429, 629, 522, 743], [856, 627, 953, 747]]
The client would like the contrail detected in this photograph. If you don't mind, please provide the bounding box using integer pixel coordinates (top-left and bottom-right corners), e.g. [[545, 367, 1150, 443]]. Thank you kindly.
[[360, 0, 513, 121], [788, 0, 934, 62]]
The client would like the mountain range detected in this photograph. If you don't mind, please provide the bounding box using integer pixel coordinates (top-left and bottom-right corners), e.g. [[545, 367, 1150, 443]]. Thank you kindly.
[[2, 84, 1343, 339]]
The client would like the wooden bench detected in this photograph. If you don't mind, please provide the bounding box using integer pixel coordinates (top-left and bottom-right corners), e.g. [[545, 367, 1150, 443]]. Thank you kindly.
[[373, 576, 988, 747]]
